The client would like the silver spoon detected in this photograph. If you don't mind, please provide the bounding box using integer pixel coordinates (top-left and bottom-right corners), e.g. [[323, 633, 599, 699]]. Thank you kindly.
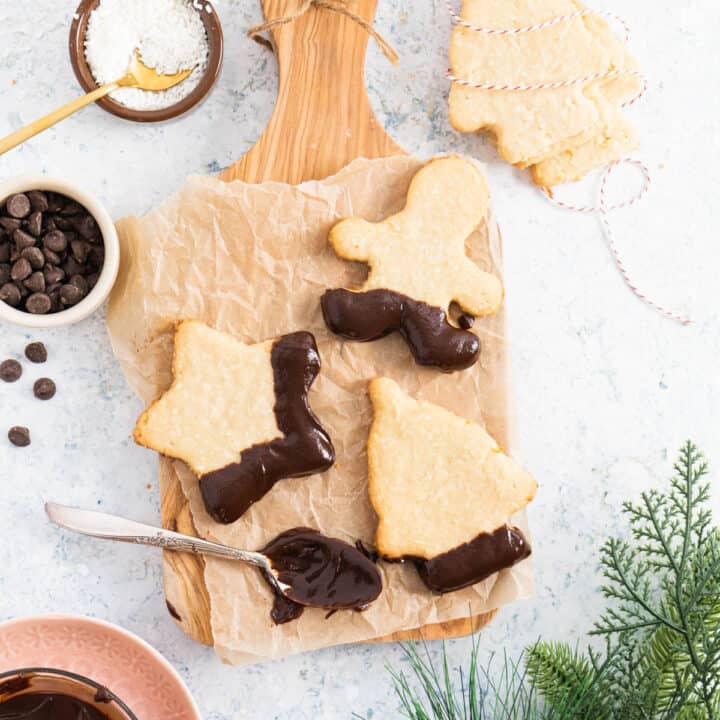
[[44, 502, 289, 598]]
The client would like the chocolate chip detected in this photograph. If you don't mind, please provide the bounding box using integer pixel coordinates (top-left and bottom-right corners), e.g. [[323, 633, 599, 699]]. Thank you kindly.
[[74, 214, 98, 239], [21, 246, 44, 270], [0, 359, 22, 382], [25, 292, 52, 314], [25, 211, 43, 237], [70, 239, 89, 263], [86, 246, 104, 271], [62, 257, 84, 277], [0, 264, 9, 285], [69, 274, 88, 294], [12, 228, 36, 249], [8, 426, 30, 447], [48, 290, 61, 312], [10, 258, 31, 281], [0, 217, 21, 232], [59, 282, 85, 306], [44, 266, 64, 285], [24, 271, 45, 293], [0, 243, 9, 263], [33, 377, 56, 400], [43, 230, 67, 253], [60, 201, 83, 216], [42, 216, 57, 233], [458, 313, 475, 330], [46, 193, 65, 213], [54, 215, 76, 231], [86, 272, 99, 290], [27, 190, 48, 213], [6, 194, 31, 219], [0, 283, 21, 306], [25, 342, 47, 363], [43, 248, 61, 265]]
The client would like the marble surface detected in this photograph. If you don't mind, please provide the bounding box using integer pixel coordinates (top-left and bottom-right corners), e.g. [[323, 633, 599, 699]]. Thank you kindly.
[[1, 0, 719, 717]]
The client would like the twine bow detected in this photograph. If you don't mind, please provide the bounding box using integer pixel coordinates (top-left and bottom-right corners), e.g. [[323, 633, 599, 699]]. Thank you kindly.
[[248, 0, 399, 64]]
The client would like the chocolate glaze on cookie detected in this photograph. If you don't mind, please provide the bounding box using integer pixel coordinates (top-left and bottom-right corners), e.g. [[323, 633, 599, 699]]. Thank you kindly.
[[407, 525, 531, 593], [200, 332, 335, 524], [260, 528, 383, 625], [321, 288, 480, 372]]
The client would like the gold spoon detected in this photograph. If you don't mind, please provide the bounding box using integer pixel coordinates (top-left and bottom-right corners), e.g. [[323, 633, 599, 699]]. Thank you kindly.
[[0, 52, 192, 156]]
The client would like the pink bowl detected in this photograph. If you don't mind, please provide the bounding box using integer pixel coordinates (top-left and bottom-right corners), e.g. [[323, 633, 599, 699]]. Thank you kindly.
[[0, 615, 200, 720]]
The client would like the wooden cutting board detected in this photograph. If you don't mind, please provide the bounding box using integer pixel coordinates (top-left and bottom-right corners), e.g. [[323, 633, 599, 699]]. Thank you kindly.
[[161, 0, 502, 646]]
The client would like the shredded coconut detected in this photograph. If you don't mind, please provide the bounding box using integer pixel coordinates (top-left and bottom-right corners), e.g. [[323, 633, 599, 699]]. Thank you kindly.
[[84, 0, 209, 112]]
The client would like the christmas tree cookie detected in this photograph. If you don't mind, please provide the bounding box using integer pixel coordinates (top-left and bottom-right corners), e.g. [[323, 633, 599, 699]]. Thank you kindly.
[[368, 377, 536, 592]]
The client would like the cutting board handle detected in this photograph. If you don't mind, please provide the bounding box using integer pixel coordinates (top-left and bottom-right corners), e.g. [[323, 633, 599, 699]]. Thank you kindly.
[[221, 0, 402, 184]]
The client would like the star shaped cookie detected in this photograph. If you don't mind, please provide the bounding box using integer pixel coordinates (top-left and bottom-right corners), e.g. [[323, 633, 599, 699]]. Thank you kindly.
[[321, 156, 504, 372], [368, 378, 536, 590], [134, 321, 335, 523]]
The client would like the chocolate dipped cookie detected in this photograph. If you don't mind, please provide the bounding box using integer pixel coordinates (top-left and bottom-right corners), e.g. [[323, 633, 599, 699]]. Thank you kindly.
[[367, 377, 536, 592], [134, 321, 335, 524], [321, 156, 503, 372]]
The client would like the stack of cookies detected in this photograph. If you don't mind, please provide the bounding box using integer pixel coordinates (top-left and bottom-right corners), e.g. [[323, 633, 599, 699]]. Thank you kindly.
[[449, 0, 642, 186]]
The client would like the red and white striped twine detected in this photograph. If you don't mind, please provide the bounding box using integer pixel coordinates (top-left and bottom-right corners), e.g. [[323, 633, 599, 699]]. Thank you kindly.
[[545, 161, 692, 326], [446, 0, 690, 325]]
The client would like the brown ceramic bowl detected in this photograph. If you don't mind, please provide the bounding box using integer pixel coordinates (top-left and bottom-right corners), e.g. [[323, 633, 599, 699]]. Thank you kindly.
[[68, 0, 223, 122]]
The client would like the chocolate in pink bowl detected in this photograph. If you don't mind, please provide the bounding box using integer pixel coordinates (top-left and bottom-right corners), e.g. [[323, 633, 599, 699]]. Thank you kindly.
[[0, 668, 136, 719]]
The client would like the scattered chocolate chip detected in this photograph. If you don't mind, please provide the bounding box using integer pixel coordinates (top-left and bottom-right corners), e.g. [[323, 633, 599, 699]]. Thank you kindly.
[[458, 313, 475, 330], [6, 194, 31, 219], [0, 217, 21, 232], [24, 271, 45, 293], [10, 258, 31, 282], [0, 359, 22, 382], [8, 426, 30, 447], [59, 282, 85, 306], [25, 211, 43, 237], [0, 283, 21, 306], [12, 228, 36, 250], [43, 230, 67, 253], [25, 342, 47, 363], [21, 246, 44, 270], [33, 377, 56, 400], [25, 292, 52, 314], [27, 190, 48, 212]]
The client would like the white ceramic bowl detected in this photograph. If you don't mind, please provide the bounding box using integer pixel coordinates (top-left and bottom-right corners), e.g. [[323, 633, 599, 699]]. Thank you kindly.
[[0, 175, 119, 328]]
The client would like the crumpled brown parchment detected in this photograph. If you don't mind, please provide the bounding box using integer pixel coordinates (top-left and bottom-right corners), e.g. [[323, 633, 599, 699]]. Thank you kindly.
[[106, 155, 534, 665]]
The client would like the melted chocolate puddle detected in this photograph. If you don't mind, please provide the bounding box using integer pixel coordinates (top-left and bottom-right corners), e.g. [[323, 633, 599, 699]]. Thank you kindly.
[[260, 528, 383, 624], [200, 332, 335, 524], [321, 288, 480, 372], [407, 525, 531, 593], [0, 694, 110, 719]]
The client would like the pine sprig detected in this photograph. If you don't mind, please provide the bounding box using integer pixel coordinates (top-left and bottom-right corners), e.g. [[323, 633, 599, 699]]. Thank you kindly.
[[374, 442, 720, 720]]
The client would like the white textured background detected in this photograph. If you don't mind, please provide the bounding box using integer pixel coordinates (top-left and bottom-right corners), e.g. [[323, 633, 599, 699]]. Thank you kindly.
[[0, 1, 719, 717]]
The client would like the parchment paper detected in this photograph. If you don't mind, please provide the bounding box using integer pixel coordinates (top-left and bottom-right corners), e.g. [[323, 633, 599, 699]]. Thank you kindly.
[[107, 156, 534, 664]]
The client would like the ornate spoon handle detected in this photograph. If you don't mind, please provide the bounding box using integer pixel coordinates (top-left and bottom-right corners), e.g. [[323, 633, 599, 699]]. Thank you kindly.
[[45, 502, 269, 570]]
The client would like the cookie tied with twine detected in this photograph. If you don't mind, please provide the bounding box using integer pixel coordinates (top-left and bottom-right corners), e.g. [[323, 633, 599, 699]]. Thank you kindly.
[[248, 0, 399, 64]]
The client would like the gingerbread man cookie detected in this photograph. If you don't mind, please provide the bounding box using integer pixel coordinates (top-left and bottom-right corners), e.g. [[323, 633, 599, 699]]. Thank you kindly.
[[134, 321, 335, 524], [449, 0, 642, 185], [368, 378, 537, 592], [321, 156, 503, 372]]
